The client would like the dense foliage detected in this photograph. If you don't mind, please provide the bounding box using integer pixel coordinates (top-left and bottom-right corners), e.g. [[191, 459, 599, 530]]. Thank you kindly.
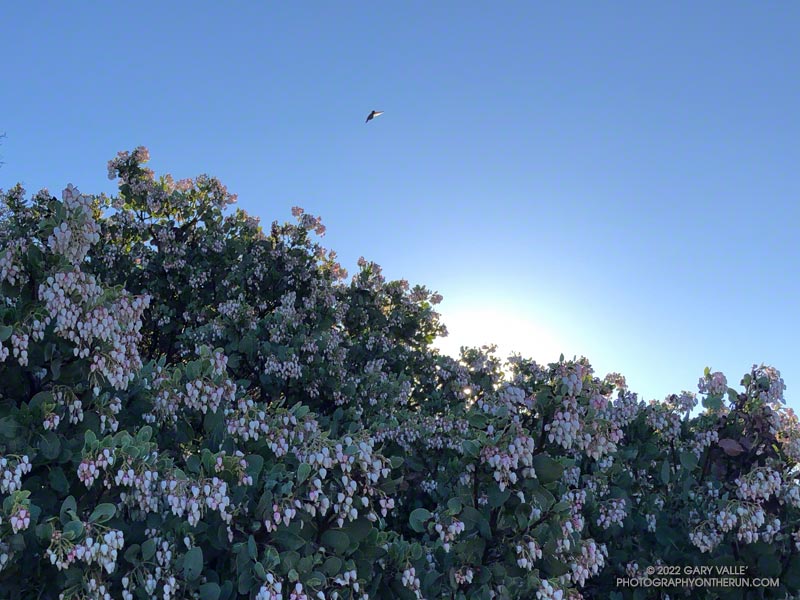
[[0, 148, 798, 600]]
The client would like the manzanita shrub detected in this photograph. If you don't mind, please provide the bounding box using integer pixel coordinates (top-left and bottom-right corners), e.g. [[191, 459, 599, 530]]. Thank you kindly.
[[0, 148, 798, 600]]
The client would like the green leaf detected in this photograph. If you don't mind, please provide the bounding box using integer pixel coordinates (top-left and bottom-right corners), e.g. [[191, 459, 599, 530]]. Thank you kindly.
[[298, 555, 314, 574], [477, 514, 492, 539], [199, 583, 221, 600], [183, 547, 203, 581], [136, 426, 153, 443], [342, 517, 372, 543], [551, 501, 571, 513], [409, 508, 431, 533], [186, 454, 202, 474], [124, 544, 140, 564], [344, 444, 359, 456], [529, 482, 555, 511], [239, 333, 256, 357], [185, 361, 201, 381], [246, 454, 264, 482], [84, 429, 98, 447], [487, 483, 511, 508], [201, 449, 216, 473], [461, 440, 480, 458], [273, 529, 306, 551], [323, 556, 343, 576], [238, 569, 253, 594], [447, 497, 463, 515], [543, 553, 570, 577], [290, 402, 310, 419], [468, 413, 488, 429], [220, 581, 234, 600], [8, 533, 25, 553], [60, 496, 77, 523], [279, 551, 300, 571], [613, 469, 633, 487], [142, 538, 157, 562], [30, 391, 54, 410], [264, 546, 280, 569], [515, 503, 531, 528], [532, 454, 563, 484], [459, 506, 482, 528], [0, 416, 22, 439], [63, 520, 84, 541], [297, 463, 311, 485], [320, 529, 350, 554], [51, 357, 62, 380], [679, 451, 698, 471], [0, 325, 12, 342], [88, 503, 116, 524], [26, 244, 44, 272], [253, 561, 267, 579], [660, 460, 670, 485], [36, 522, 54, 544]]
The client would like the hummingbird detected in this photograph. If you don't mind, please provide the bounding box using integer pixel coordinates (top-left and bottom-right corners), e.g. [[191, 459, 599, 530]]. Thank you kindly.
[[365, 110, 384, 123]]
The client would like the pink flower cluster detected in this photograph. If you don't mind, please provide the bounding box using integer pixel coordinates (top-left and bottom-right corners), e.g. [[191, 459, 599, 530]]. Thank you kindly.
[[481, 431, 537, 491], [255, 573, 284, 600], [0, 455, 31, 493], [120, 532, 181, 600], [698, 371, 728, 397], [645, 402, 682, 440], [536, 579, 564, 600], [432, 516, 465, 552], [596, 498, 627, 529], [291, 206, 326, 236], [0, 239, 27, 286], [567, 539, 608, 587], [751, 364, 787, 405], [37, 268, 150, 390], [516, 538, 543, 570], [115, 460, 161, 515], [375, 415, 469, 454], [78, 448, 115, 487], [735, 467, 782, 502], [161, 476, 233, 527], [9, 506, 30, 533], [401, 566, 423, 599], [46, 527, 124, 575], [545, 397, 582, 450], [46, 184, 101, 265]]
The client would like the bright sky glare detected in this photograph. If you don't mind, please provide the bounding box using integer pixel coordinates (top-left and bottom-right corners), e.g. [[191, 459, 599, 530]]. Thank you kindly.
[[1, 2, 798, 408]]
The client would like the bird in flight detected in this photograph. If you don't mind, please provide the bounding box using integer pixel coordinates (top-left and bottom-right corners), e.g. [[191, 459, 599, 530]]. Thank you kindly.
[[365, 110, 384, 123]]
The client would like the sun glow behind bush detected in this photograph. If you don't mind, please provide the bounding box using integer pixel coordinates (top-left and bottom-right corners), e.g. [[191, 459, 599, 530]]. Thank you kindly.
[[433, 305, 566, 369]]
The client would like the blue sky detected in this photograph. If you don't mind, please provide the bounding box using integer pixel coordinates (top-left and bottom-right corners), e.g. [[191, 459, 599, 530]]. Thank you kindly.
[[2, 2, 798, 408]]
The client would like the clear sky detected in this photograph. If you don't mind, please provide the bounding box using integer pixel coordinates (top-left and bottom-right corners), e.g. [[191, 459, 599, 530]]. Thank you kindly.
[[2, 2, 798, 409]]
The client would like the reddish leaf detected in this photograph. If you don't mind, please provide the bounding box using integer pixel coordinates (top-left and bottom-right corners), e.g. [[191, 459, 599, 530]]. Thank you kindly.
[[718, 438, 744, 456]]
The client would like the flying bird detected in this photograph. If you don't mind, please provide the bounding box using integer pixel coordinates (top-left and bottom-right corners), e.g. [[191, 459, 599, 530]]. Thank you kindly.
[[365, 110, 384, 123]]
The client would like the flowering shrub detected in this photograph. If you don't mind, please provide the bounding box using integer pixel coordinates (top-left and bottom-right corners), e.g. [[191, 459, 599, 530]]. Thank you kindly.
[[0, 148, 798, 599]]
